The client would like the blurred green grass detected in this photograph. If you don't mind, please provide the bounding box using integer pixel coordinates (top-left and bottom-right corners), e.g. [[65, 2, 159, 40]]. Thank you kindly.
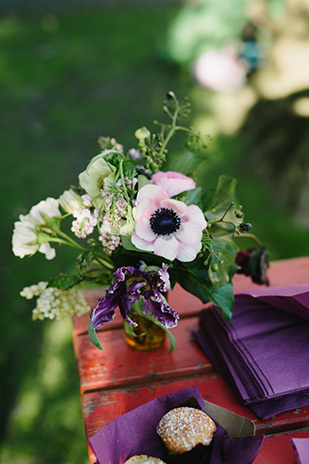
[[1, 5, 308, 464]]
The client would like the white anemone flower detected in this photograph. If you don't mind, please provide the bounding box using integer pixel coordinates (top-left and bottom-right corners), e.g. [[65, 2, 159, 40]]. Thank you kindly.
[[79, 157, 115, 198], [131, 184, 207, 262]]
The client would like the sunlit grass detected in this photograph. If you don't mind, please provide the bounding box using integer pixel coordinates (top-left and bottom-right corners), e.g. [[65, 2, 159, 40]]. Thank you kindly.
[[0, 319, 88, 464]]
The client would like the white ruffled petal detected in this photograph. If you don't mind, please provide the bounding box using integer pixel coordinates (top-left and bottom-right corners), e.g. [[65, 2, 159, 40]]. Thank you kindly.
[[176, 222, 203, 245], [176, 241, 202, 262], [160, 198, 187, 217], [153, 235, 179, 261], [131, 233, 154, 252], [136, 184, 169, 205], [184, 204, 207, 229], [135, 216, 156, 242]]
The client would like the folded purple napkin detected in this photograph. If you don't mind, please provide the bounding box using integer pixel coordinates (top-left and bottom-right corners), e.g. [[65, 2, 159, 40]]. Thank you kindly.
[[88, 385, 264, 464], [194, 286, 309, 419], [290, 438, 309, 464], [238, 284, 309, 320]]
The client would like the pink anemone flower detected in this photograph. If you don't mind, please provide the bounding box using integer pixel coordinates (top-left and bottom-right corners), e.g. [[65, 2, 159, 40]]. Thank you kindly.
[[151, 171, 196, 197], [131, 184, 207, 262]]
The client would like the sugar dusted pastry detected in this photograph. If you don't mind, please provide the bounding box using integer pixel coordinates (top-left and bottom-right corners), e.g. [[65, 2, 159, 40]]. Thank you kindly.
[[157, 406, 216, 455], [125, 455, 167, 464]]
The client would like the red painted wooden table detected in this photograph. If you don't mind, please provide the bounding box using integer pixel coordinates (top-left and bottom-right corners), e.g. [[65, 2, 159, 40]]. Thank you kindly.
[[73, 257, 309, 464]]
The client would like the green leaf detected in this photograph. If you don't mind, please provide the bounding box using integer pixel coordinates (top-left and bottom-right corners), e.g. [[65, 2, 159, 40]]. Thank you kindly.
[[86, 149, 119, 172], [208, 239, 237, 291], [121, 235, 140, 252], [123, 320, 138, 337], [88, 316, 104, 350], [174, 259, 211, 304], [137, 174, 151, 190], [205, 175, 237, 221], [162, 150, 204, 175], [42, 215, 62, 234], [47, 273, 82, 290], [186, 187, 202, 207], [209, 282, 234, 321], [142, 312, 177, 352]]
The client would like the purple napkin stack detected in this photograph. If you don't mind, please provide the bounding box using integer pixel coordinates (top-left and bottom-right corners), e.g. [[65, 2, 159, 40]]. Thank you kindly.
[[290, 438, 309, 464], [89, 385, 264, 464], [194, 285, 309, 420]]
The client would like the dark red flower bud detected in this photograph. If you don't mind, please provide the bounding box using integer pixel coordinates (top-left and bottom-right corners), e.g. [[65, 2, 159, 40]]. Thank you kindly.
[[236, 248, 269, 285]]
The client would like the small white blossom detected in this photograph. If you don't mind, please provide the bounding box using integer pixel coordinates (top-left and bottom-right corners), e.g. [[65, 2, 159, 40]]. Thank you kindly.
[[81, 194, 92, 207], [71, 208, 98, 238], [59, 189, 83, 214], [21, 282, 90, 321], [110, 138, 123, 152], [129, 148, 142, 160], [20, 281, 48, 299]]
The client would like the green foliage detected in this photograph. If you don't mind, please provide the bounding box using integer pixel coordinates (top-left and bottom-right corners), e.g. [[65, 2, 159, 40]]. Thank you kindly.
[[208, 282, 234, 321], [208, 239, 238, 292], [186, 187, 202, 207], [162, 149, 205, 175], [204, 175, 237, 220], [88, 316, 104, 351], [47, 273, 82, 290]]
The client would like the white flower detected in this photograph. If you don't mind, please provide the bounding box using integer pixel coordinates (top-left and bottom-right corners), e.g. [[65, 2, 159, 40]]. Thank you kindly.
[[79, 157, 115, 198], [21, 282, 90, 320], [20, 281, 48, 299], [81, 194, 92, 207], [12, 214, 40, 258], [29, 197, 61, 225], [131, 184, 207, 262], [59, 189, 83, 213], [12, 198, 61, 260], [71, 208, 98, 238]]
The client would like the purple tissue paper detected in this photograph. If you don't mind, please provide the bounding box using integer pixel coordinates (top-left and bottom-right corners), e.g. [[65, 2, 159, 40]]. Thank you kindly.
[[290, 438, 309, 464], [88, 385, 264, 464], [194, 285, 309, 419]]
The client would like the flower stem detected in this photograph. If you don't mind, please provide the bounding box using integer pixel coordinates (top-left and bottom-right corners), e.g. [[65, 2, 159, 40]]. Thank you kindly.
[[237, 233, 265, 248], [158, 104, 180, 158], [57, 231, 87, 251], [119, 159, 128, 198]]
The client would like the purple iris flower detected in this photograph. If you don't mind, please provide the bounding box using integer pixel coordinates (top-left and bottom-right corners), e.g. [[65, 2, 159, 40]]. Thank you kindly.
[[90, 263, 179, 330]]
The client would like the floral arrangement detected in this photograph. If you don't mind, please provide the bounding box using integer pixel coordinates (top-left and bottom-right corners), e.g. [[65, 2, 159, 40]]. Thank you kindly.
[[12, 92, 267, 351]]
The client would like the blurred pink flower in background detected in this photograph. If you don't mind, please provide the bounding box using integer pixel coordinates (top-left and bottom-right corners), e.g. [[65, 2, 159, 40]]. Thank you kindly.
[[193, 49, 247, 92]]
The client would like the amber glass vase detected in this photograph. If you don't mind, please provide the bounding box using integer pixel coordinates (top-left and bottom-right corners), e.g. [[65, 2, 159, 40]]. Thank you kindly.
[[124, 300, 166, 351]]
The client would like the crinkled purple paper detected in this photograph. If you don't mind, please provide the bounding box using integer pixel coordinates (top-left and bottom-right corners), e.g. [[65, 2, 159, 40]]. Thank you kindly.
[[290, 438, 309, 464], [88, 386, 264, 464], [194, 285, 309, 419], [237, 284, 309, 320]]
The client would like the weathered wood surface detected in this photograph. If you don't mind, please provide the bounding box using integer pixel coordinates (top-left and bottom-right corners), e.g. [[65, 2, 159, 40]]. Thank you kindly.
[[72, 257, 309, 464], [82, 377, 309, 437], [74, 317, 213, 394], [255, 428, 309, 464]]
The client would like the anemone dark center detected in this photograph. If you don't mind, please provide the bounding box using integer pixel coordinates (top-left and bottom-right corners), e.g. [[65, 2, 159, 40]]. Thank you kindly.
[[150, 208, 181, 236]]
